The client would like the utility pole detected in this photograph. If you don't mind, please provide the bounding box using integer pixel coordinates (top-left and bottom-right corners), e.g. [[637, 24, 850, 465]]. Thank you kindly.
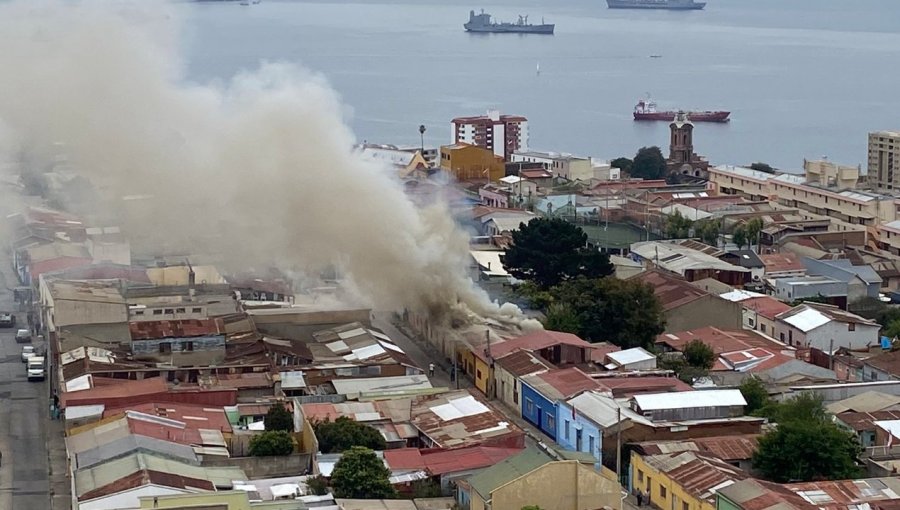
[[616, 406, 622, 487]]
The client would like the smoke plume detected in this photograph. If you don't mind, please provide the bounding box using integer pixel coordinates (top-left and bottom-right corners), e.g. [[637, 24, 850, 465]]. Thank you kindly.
[[0, 0, 535, 327]]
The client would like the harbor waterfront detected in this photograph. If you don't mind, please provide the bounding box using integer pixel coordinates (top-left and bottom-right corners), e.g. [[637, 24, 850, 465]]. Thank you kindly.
[[184, 0, 900, 169]]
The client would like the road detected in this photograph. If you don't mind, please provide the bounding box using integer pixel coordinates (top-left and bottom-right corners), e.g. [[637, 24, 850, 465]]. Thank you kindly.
[[0, 186, 51, 510]]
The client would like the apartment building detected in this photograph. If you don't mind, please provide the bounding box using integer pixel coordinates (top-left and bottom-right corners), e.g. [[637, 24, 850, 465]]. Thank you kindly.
[[867, 131, 900, 191], [510, 151, 591, 180], [451, 110, 528, 160]]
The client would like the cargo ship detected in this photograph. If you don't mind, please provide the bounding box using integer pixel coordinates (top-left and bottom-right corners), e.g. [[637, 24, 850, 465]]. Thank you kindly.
[[633, 98, 729, 122], [464, 10, 554, 34], [607, 0, 706, 10]]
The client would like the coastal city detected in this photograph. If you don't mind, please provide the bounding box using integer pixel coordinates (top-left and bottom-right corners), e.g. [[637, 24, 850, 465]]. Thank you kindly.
[[1, 1, 900, 510]]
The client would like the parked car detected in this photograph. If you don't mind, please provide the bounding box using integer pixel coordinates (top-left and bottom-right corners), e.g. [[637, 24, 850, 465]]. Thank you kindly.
[[21, 345, 35, 363], [15, 329, 31, 343], [27, 356, 45, 381], [0, 313, 15, 328]]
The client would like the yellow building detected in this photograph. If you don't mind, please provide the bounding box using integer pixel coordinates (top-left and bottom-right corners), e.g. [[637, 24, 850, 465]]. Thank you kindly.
[[630, 450, 747, 510], [440, 143, 505, 182], [462, 447, 620, 510]]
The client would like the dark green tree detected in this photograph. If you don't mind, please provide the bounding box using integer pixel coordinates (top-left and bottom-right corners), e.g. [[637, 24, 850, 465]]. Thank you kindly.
[[683, 339, 715, 370], [665, 210, 694, 239], [610, 157, 633, 174], [631, 146, 667, 180], [732, 225, 748, 249], [744, 218, 764, 250], [551, 277, 665, 348], [752, 391, 860, 482], [749, 162, 775, 174], [249, 431, 294, 456], [314, 416, 386, 454], [331, 447, 396, 499], [543, 303, 581, 335], [502, 218, 613, 289], [411, 479, 443, 498], [306, 475, 329, 496], [264, 403, 294, 432], [696, 219, 721, 246], [739, 376, 771, 415]]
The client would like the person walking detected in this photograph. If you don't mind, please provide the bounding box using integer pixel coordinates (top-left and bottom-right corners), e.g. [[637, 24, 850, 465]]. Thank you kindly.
[[428, 363, 435, 377]]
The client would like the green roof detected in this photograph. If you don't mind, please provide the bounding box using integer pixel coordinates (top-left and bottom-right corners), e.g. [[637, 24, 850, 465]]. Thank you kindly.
[[555, 449, 597, 463], [467, 445, 554, 501]]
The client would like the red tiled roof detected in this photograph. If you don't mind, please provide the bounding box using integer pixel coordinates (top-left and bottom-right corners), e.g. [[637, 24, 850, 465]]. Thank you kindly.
[[632, 270, 709, 311], [61, 377, 169, 407], [488, 330, 591, 360], [523, 367, 601, 400], [421, 446, 524, 475], [742, 296, 793, 320], [383, 448, 425, 470], [79, 469, 214, 502], [129, 318, 226, 340]]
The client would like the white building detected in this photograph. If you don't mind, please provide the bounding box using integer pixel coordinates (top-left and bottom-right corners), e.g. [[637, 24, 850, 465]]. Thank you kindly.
[[775, 303, 880, 351]]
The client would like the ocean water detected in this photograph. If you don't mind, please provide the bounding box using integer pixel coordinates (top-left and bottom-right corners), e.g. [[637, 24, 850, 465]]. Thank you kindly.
[[181, 0, 900, 170]]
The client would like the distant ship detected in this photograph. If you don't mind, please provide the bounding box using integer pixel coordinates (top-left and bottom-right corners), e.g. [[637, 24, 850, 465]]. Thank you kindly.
[[607, 0, 706, 10], [633, 98, 729, 122], [464, 10, 554, 34]]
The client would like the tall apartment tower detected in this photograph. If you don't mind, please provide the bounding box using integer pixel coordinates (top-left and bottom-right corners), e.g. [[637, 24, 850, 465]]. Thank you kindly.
[[868, 131, 900, 191], [451, 109, 528, 160]]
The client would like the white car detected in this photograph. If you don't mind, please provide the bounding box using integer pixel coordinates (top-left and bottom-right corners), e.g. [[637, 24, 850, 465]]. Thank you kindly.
[[21, 345, 35, 363]]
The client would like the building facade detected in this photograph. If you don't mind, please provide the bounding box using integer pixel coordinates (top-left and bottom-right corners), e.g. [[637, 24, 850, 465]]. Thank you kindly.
[[451, 110, 528, 160], [510, 151, 591, 180], [439, 143, 506, 182], [868, 130, 900, 191]]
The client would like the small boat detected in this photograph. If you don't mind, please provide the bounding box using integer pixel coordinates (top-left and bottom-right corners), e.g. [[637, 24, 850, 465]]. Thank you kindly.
[[649, 54, 663, 58]]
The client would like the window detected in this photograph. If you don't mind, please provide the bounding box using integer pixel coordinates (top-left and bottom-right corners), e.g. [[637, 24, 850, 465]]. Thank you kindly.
[[526, 398, 534, 415], [749, 318, 755, 327], [564, 420, 570, 440], [637, 470, 644, 483], [175, 307, 186, 314], [134, 310, 144, 316], [183, 341, 194, 352], [164, 308, 174, 314], [514, 386, 519, 404], [547, 414, 555, 431], [476, 369, 482, 379], [588, 435, 595, 452], [683, 503, 690, 510], [780, 332, 785, 341], [153, 309, 163, 316], [849, 323, 856, 331], [192, 307, 202, 314], [761, 324, 766, 333], [159, 342, 172, 354], [661, 486, 667, 499]]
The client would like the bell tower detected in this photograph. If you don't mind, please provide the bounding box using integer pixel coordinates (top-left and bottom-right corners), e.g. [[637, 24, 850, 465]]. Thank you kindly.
[[668, 111, 693, 166]]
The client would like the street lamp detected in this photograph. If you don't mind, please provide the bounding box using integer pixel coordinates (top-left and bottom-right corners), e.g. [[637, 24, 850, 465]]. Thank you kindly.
[[418, 124, 426, 153]]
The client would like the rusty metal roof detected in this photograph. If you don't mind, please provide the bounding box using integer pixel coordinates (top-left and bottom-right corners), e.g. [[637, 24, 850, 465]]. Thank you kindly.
[[643, 451, 749, 504], [129, 318, 225, 340], [410, 389, 523, 449], [494, 349, 554, 377], [634, 435, 759, 462]]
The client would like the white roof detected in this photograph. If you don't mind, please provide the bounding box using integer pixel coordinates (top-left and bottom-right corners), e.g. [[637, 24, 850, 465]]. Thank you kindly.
[[630, 241, 748, 276], [499, 175, 522, 184], [773, 173, 806, 185], [875, 420, 900, 440], [606, 347, 654, 366], [660, 204, 712, 220], [633, 389, 746, 411], [566, 391, 650, 428], [281, 371, 306, 390], [719, 290, 766, 302], [781, 307, 831, 332], [65, 405, 105, 421], [66, 374, 94, 392], [470, 250, 510, 277], [430, 395, 489, 421], [360, 147, 415, 167], [712, 165, 776, 182], [487, 217, 529, 233], [331, 375, 432, 397]]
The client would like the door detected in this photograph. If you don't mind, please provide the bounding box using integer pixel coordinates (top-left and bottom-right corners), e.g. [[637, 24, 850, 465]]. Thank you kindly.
[[575, 429, 583, 451]]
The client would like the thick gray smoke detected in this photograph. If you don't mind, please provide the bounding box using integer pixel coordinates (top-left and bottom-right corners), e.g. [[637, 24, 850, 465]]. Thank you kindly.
[[0, 0, 536, 327]]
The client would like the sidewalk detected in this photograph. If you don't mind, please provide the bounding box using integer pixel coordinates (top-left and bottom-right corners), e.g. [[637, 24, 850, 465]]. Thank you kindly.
[[48, 417, 70, 510]]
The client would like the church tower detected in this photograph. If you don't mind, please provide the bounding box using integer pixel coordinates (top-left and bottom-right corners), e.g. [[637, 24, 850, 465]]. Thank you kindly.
[[668, 111, 694, 166]]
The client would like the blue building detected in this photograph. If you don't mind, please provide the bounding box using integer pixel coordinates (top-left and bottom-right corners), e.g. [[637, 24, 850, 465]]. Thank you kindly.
[[520, 367, 600, 441], [555, 391, 611, 466]]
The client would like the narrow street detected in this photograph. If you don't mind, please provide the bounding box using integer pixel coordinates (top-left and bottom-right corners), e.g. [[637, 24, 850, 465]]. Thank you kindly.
[[0, 185, 54, 510]]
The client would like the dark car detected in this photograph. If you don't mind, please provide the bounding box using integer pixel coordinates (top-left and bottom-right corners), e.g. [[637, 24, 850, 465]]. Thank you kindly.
[[0, 313, 15, 328]]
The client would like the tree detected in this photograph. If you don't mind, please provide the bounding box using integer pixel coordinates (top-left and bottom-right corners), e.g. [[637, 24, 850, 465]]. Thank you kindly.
[[314, 416, 386, 454], [249, 430, 294, 456], [683, 339, 715, 370], [331, 447, 396, 499], [665, 210, 693, 239], [522, 507, 545, 510], [306, 475, 329, 496], [502, 218, 613, 289], [752, 392, 861, 482], [696, 219, 721, 246], [631, 146, 667, 180], [744, 218, 764, 250], [543, 303, 581, 335], [749, 162, 775, 174], [739, 377, 771, 415], [610, 157, 633, 174], [264, 403, 294, 432], [732, 225, 748, 249], [411, 479, 443, 498], [551, 277, 665, 348]]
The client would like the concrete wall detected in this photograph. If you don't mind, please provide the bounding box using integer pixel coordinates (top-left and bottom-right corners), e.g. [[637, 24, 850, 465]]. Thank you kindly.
[[665, 296, 742, 333], [489, 461, 620, 510], [493, 365, 522, 412], [54, 299, 128, 329], [203, 454, 311, 478], [793, 320, 881, 351]]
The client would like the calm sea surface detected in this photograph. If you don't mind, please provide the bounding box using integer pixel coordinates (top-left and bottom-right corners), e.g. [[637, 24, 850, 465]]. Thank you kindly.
[[182, 0, 900, 170]]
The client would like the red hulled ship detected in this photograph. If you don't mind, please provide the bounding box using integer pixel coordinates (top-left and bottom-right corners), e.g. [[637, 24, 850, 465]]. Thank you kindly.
[[633, 98, 730, 122]]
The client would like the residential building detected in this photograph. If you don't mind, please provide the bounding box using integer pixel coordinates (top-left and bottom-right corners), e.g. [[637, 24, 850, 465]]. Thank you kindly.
[[604, 347, 657, 371], [834, 409, 900, 447], [439, 143, 506, 182], [457, 445, 619, 510], [804, 159, 861, 189], [39, 279, 128, 335], [129, 319, 227, 366], [510, 151, 591, 180], [708, 165, 776, 201], [773, 275, 849, 305], [775, 303, 881, 351], [384, 445, 523, 495], [868, 130, 900, 192], [451, 110, 528, 160], [492, 349, 554, 413], [877, 220, 900, 256], [718, 291, 792, 335], [717, 476, 900, 510], [826, 391, 900, 414], [630, 241, 750, 287], [759, 253, 806, 278], [802, 257, 882, 300], [137, 491, 307, 509], [359, 145, 430, 178], [520, 367, 600, 440], [631, 435, 759, 473], [861, 350, 900, 382], [631, 270, 743, 332], [720, 250, 765, 282], [409, 389, 525, 449], [631, 450, 748, 510]]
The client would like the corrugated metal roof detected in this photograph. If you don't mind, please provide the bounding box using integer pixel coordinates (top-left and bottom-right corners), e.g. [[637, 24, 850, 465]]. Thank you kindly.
[[607, 347, 655, 366], [633, 389, 746, 411], [331, 375, 432, 397], [779, 307, 831, 332], [643, 451, 749, 504], [467, 446, 554, 500], [470, 250, 510, 277], [826, 391, 900, 414], [410, 390, 522, 449]]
